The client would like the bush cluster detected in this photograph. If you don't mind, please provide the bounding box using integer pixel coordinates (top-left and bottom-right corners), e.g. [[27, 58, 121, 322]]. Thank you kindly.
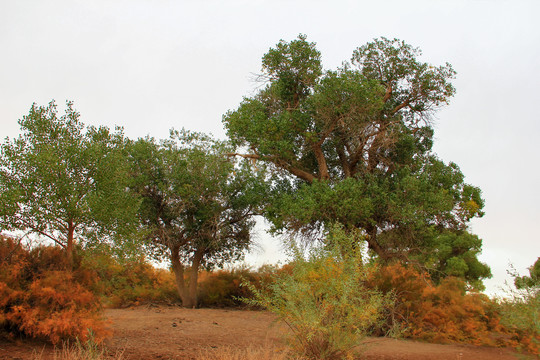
[[82, 249, 178, 308], [366, 262, 539, 354], [0, 235, 109, 344], [496, 260, 539, 353], [197, 264, 286, 308]]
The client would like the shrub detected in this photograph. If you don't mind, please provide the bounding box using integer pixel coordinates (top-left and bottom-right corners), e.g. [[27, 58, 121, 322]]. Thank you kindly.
[[81, 248, 178, 308], [244, 227, 387, 360], [367, 262, 539, 354], [197, 265, 280, 308], [367, 262, 502, 344], [496, 260, 540, 353], [0, 235, 109, 344]]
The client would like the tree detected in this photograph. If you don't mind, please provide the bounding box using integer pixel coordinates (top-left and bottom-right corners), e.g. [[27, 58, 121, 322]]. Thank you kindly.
[[223, 35, 490, 286], [0, 101, 137, 265], [129, 130, 265, 307]]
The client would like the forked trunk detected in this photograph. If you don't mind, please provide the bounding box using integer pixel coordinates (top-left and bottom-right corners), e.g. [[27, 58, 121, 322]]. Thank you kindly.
[[170, 246, 205, 308]]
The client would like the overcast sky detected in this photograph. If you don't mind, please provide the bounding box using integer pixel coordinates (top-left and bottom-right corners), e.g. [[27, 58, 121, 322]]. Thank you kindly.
[[1, 0, 538, 295]]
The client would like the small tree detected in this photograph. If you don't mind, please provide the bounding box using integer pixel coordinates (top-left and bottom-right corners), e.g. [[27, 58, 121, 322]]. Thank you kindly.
[[244, 225, 388, 360], [130, 130, 265, 308], [0, 101, 138, 265]]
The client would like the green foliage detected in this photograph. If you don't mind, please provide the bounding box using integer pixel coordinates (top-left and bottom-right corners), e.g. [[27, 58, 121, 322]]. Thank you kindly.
[[224, 35, 456, 183], [244, 226, 387, 360], [351, 37, 456, 117], [223, 35, 489, 287], [514, 258, 540, 290], [261, 34, 322, 105], [413, 230, 491, 289], [0, 101, 139, 261]]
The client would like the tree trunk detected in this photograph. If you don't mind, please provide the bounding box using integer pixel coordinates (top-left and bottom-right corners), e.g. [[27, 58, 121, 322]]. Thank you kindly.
[[170, 245, 190, 306], [66, 221, 75, 268], [365, 225, 390, 261]]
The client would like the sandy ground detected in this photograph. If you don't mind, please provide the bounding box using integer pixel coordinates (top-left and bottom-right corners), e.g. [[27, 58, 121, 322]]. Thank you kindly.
[[0, 305, 531, 359]]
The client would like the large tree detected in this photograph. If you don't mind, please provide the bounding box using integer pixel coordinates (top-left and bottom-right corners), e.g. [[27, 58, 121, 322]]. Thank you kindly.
[[0, 101, 137, 265], [129, 130, 266, 307], [223, 36, 491, 286]]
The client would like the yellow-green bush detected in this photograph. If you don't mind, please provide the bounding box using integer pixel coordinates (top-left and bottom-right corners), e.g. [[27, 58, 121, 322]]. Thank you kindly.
[[244, 228, 388, 360], [82, 249, 178, 308]]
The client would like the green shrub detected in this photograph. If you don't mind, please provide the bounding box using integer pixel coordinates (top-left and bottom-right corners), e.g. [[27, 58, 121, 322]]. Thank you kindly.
[[244, 227, 388, 360]]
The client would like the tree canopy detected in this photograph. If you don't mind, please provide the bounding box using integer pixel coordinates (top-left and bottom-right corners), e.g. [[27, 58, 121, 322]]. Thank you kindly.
[[0, 101, 138, 264], [223, 35, 491, 287]]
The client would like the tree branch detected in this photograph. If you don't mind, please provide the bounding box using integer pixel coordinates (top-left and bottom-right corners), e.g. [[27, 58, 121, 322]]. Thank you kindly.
[[227, 152, 316, 183], [383, 84, 392, 103], [391, 99, 411, 115]]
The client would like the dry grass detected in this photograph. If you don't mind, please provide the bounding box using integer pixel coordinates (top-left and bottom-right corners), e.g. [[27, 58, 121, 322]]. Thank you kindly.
[[31, 339, 125, 360], [197, 345, 302, 360]]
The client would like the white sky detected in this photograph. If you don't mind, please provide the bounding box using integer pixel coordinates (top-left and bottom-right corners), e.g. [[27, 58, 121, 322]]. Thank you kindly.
[[1, 0, 538, 295]]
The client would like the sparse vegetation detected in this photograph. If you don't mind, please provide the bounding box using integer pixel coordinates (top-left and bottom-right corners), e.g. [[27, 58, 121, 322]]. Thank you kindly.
[[32, 333, 125, 360], [197, 345, 297, 360], [496, 260, 540, 353]]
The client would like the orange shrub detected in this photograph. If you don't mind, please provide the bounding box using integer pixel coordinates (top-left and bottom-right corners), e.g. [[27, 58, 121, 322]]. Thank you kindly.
[[0, 235, 109, 344], [367, 262, 538, 354]]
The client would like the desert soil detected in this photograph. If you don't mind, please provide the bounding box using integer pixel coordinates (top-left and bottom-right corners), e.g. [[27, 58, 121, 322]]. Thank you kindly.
[[0, 305, 530, 359]]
